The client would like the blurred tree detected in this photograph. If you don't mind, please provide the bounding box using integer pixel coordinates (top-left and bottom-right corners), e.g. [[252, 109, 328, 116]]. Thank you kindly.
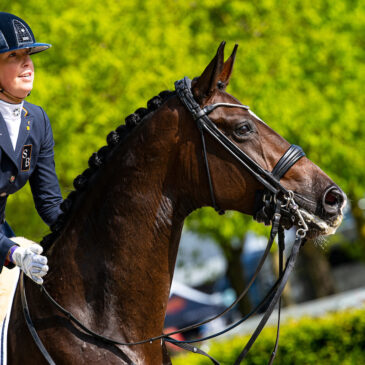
[[298, 243, 336, 299]]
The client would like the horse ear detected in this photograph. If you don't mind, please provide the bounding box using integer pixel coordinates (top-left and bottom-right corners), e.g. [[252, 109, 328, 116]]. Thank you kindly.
[[192, 41, 225, 102], [218, 44, 238, 90]]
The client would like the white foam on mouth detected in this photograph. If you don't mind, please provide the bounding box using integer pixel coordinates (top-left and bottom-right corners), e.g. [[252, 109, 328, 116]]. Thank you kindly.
[[299, 208, 343, 236]]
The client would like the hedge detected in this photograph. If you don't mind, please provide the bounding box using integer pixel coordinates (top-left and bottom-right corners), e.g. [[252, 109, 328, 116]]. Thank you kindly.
[[172, 307, 365, 364]]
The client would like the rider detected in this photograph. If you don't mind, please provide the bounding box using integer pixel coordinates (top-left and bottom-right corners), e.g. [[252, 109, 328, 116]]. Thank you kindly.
[[0, 12, 62, 284]]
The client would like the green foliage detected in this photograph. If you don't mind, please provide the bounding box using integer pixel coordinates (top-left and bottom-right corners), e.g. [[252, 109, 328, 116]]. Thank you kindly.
[[0, 0, 363, 243], [186, 209, 271, 259], [172, 307, 365, 364]]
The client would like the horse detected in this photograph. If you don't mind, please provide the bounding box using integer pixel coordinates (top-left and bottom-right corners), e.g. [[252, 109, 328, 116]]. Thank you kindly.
[[6, 42, 346, 364]]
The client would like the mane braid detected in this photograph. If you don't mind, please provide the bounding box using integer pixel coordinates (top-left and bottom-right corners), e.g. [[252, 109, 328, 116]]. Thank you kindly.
[[41, 90, 175, 251]]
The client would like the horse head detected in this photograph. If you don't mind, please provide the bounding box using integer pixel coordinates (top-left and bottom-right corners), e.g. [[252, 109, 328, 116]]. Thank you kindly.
[[175, 41, 346, 239]]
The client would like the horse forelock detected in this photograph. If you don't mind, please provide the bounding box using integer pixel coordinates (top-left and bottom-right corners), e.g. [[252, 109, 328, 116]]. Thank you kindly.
[[41, 90, 176, 251]]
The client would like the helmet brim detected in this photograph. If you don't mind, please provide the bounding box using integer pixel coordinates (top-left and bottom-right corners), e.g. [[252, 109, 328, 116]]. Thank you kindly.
[[0, 43, 52, 55], [29, 43, 52, 54]]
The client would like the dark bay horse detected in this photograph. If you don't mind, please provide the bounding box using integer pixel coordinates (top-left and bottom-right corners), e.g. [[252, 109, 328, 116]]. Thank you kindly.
[[7, 43, 345, 364]]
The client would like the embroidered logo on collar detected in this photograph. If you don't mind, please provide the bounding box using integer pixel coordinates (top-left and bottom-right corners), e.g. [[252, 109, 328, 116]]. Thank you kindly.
[[21, 145, 32, 171]]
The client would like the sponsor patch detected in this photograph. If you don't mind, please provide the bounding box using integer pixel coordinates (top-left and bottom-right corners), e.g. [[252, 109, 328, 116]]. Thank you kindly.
[[21, 145, 32, 171]]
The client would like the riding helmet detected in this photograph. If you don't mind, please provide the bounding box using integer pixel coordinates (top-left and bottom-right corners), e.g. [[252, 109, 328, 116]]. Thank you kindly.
[[0, 12, 51, 55]]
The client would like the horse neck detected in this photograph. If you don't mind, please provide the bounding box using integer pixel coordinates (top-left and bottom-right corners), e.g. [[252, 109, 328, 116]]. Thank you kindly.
[[47, 112, 190, 339]]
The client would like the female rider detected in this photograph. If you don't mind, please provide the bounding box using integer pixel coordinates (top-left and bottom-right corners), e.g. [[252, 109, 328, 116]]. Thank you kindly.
[[0, 12, 62, 284]]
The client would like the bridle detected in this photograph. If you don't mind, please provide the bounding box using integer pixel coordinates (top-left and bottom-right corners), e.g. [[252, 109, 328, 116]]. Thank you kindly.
[[19, 77, 309, 364], [175, 77, 306, 223]]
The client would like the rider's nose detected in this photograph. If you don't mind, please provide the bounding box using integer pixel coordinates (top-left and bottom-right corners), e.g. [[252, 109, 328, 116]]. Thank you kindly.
[[322, 187, 346, 215], [22, 54, 32, 67]]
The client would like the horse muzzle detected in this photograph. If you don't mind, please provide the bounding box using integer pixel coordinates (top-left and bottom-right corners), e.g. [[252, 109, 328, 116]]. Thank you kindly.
[[300, 186, 347, 238]]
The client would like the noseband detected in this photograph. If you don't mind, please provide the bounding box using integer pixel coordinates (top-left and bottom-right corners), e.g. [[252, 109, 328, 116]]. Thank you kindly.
[[20, 77, 310, 365]]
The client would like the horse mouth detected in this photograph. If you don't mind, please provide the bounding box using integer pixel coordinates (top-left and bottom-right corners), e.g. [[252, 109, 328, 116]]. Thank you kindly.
[[298, 208, 343, 239]]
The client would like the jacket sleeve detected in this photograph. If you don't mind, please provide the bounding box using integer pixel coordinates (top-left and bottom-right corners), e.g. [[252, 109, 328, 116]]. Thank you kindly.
[[29, 108, 63, 226], [0, 234, 15, 273]]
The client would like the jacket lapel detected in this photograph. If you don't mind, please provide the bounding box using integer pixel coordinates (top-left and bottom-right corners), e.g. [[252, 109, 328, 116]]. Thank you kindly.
[[0, 112, 18, 170], [15, 106, 33, 159]]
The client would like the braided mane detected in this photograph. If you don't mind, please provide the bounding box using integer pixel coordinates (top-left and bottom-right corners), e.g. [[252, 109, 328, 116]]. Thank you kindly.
[[41, 90, 175, 250]]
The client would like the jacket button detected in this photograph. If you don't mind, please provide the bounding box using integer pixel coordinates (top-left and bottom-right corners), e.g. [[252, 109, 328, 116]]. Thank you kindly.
[[0, 192, 7, 197], [9, 176, 16, 183]]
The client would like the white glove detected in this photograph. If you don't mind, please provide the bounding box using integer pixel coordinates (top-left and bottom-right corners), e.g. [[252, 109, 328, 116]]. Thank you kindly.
[[11, 244, 49, 285]]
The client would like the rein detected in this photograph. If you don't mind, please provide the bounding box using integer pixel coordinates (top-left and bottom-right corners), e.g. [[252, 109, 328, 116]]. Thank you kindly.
[[20, 77, 308, 364]]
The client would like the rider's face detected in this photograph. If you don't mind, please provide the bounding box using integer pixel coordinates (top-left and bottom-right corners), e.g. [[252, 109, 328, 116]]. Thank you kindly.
[[0, 48, 34, 103]]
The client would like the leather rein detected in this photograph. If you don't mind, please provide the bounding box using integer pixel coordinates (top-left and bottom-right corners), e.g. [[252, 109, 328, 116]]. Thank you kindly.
[[19, 77, 308, 364]]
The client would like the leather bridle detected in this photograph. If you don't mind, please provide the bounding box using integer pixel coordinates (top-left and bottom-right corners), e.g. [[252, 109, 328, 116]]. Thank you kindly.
[[19, 77, 310, 364], [175, 77, 306, 219]]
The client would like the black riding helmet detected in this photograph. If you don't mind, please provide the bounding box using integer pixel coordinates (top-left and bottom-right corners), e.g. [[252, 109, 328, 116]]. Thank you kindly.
[[0, 12, 51, 55]]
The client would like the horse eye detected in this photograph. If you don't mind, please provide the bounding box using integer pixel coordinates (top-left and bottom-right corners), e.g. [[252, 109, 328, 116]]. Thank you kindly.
[[236, 124, 251, 136]]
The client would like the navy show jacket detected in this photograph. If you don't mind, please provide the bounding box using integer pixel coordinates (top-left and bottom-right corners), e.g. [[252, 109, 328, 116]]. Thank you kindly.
[[0, 101, 62, 272]]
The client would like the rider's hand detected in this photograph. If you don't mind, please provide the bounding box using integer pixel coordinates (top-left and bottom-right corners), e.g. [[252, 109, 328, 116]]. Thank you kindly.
[[10, 244, 49, 285]]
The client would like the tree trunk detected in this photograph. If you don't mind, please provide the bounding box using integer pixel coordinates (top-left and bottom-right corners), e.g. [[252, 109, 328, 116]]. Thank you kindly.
[[351, 200, 365, 254], [298, 242, 336, 298], [224, 241, 252, 316]]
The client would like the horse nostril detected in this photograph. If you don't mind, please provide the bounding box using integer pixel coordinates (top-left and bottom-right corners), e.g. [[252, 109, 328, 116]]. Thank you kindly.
[[325, 191, 339, 205], [323, 187, 345, 214]]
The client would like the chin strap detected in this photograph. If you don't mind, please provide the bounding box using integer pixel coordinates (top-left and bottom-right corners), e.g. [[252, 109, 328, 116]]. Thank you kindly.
[[0, 86, 26, 104]]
